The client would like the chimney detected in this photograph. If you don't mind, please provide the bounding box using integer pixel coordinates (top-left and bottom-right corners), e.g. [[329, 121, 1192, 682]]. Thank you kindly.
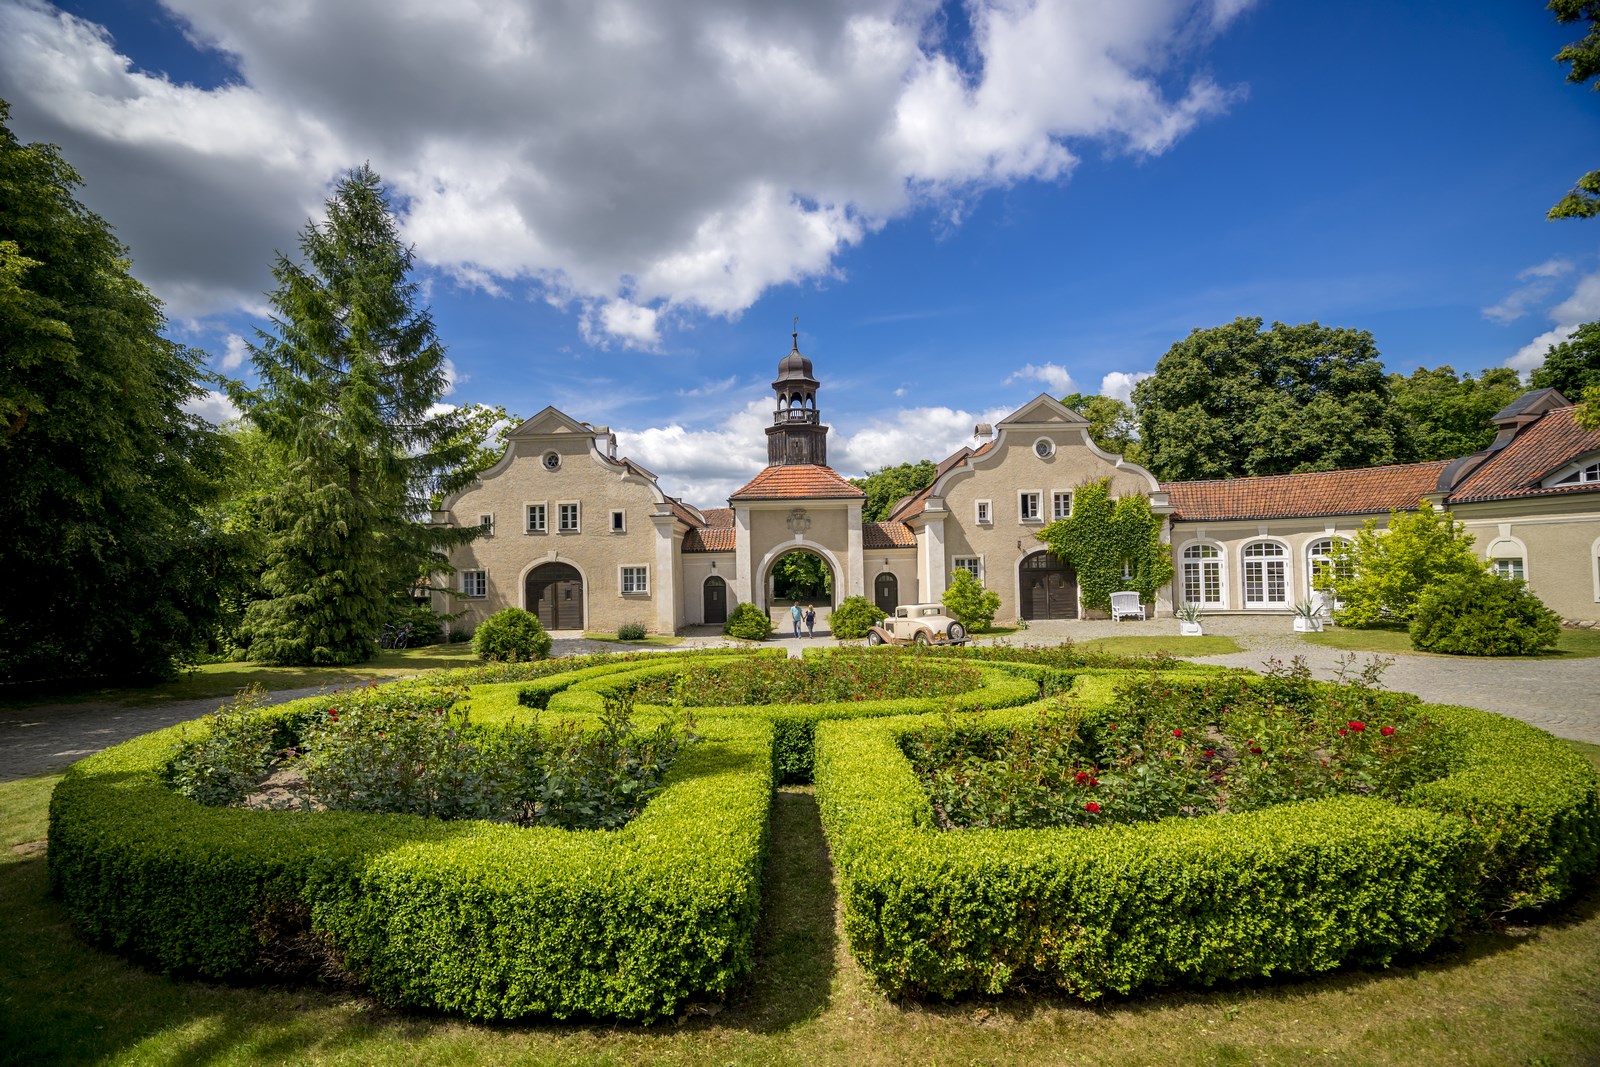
[[973, 423, 994, 443]]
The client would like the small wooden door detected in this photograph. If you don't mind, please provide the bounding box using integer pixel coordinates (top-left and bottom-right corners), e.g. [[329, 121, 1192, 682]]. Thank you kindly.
[[874, 572, 898, 614], [703, 575, 727, 625], [1020, 552, 1078, 620], [526, 563, 584, 630]]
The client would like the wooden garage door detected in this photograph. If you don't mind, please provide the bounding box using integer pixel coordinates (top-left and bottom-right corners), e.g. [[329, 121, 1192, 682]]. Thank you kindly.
[[526, 563, 584, 630], [1020, 552, 1078, 620]]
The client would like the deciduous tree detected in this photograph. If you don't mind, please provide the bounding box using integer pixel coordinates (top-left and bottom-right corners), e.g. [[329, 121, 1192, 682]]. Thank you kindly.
[[1322, 503, 1485, 627], [1530, 320, 1600, 396], [1388, 365, 1524, 459], [0, 101, 226, 683], [1060, 392, 1148, 465], [1132, 318, 1404, 481], [850, 459, 937, 522], [236, 165, 477, 666], [1547, 0, 1600, 220]]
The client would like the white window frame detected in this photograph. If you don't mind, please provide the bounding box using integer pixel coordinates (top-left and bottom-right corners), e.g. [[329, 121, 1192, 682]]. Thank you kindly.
[[558, 501, 581, 533], [1051, 491, 1073, 521], [975, 499, 992, 525], [952, 556, 983, 582], [461, 569, 487, 598], [619, 565, 649, 595], [1307, 536, 1352, 606], [1180, 541, 1225, 608], [1491, 557, 1525, 581], [526, 502, 547, 534], [1032, 437, 1056, 459], [611, 509, 627, 533], [478, 513, 495, 537], [1546, 455, 1600, 487], [1019, 491, 1042, 523], [1242, 539, 1290, 609]]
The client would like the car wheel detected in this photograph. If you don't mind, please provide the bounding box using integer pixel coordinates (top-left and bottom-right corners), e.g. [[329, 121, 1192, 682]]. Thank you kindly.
[[867, 630, 884, 645], [947, 622, 967, 643], [913, 630, 930, 646]]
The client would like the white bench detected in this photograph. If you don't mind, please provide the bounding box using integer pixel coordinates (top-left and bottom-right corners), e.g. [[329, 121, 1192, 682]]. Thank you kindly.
[[1110, 591, 1146, 622]]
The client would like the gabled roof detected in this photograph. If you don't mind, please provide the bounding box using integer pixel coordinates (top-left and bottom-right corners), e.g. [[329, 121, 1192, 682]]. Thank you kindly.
[[997, 393, 1090, 427], [508, 406, 595, 437], [729, 464, 867, 501], [1164, 461, 1452, 522], [863, 521, 916, 549], [682, 527, 737, 552], [887, 441, 995, 522], [1446, 405, 1600, 504], [699, 507, 735, 528]]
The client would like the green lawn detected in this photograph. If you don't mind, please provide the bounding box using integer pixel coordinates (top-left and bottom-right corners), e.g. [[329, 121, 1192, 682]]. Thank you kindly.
[[1077, 634, 1243, 657], [0, 644, 481, 709], [581, 632, 685, 646], [1303, 624, 1600, 660], [6, 748, 1596, 1066]]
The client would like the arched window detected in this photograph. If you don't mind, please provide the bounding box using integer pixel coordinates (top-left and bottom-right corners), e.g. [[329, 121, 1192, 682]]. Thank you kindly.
[[1307, 537, 1352, 607], [1242, 540, 1288, 609], [1180, 542, 1224, 608]]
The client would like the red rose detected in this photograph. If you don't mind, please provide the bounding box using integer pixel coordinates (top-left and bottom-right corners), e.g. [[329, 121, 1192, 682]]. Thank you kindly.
[[1172, 728, 1183, 738], [1381, 726, 1395, 736], [1338, 728, 1347, 736], [1084, 802, 1101, 814], [1349, 721, 1366, 732], [1204, 749, 1215, 758], [1249, 746, 1262, 754]]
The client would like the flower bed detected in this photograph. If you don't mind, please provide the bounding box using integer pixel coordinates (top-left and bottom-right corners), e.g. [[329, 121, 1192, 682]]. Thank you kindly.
[[814, 675, 1600, 1001]]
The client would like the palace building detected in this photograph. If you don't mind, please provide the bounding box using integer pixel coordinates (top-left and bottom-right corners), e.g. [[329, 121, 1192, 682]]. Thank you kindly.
[[433, 338, 1600, 633]]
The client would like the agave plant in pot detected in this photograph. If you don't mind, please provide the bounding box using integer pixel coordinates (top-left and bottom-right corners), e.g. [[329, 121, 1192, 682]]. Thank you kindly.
[[1291, 598, 1325, 633], [1176, 602, 1204, 637]]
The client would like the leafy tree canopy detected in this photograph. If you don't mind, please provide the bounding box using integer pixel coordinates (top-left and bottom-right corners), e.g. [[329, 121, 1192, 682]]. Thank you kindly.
[[235, 165, 478, 666], [1388, 365, 1524, 460], [1059, 393, 1148, 465], [0, 100, 227, 684], [1548, 0, 1600, 219], [1132, 317, 1403, 481], [1322, 503, 1484, 627], [850, 459, 937, 522], [771, 551, 831, 601], [941, 568, 1000, 630], [1530, 319, 1600, 397]]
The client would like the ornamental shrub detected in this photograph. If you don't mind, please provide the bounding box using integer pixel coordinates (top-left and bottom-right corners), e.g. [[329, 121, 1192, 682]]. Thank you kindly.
[[472, 607, 551, 661], [941, 568, 1001, 629], [163, 685, 284, 806], [826, 595, 885, 639], [1325, 502, 1484, 626], [723, 601, 774, 640], [617, 620, 648, 641], [1409, 570, 1562, 656]]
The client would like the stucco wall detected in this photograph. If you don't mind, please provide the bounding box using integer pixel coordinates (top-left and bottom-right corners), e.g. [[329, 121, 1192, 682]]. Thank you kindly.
[[1455, 499, 1600, 624], [1167, 519, 1370, 614]]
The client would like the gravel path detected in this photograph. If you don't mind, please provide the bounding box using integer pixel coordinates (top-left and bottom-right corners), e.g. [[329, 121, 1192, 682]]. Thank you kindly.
[[3, 623, 1595, 783]]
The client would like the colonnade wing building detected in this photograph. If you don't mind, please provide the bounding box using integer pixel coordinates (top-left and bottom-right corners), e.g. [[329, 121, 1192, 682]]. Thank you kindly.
[[434, 342, 1600, 633]]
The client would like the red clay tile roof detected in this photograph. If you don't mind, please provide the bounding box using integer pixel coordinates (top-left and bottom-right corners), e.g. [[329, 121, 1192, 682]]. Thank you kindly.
[[729, 464, 866, 501], [886, 440, 995, 521], [1164, 461, 1452, 522], [863, 521, 916, 549], [699, 507, 735, 528], [682, 526, 736, 552], [665, 498, 703, 528], [1447, 406, 1600, 503]]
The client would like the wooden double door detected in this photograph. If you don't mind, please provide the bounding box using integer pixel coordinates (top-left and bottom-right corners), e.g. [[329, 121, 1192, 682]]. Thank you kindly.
[[1020, 552, 1078, 620], [526, 563, 584, 630]]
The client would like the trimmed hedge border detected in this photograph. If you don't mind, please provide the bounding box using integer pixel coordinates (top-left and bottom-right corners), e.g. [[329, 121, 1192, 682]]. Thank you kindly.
[[814, 697, 1600, 1001], [48, 659, 775, 1022]]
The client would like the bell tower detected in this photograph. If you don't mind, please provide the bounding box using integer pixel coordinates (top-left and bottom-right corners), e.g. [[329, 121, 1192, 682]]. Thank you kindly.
[[765, 325, 829, 466]]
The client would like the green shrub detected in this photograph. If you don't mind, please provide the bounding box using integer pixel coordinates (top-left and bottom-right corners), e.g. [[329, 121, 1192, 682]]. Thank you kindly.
[[48, 680, 772, 1021], [723, 601, 774, 641], [448, 626, 472, 643], [162, 685, 283, 807], [385, 601, 449, 645], [617, 620, 649, 641], [941, 568, 1001, 629], [829, 595, 886, 639], [1326, 502, 1484, 626], [1409, 570, 1562, 656], [471, 607, 552, 661]]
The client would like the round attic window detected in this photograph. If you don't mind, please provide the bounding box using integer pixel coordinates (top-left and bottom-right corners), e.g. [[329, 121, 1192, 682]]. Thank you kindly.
[[1034, 438, 1055, 459], [542, 451, 561, 471]]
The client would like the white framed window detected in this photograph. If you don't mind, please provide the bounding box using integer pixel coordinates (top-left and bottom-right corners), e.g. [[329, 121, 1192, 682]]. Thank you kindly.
[[478, 513, 494, 536], [558, 502, 580, 532], [1019, 491, 1041, 522], [1491, 557, 1525, 581], [1181, 542, 1224, 607], [526, 503, 547, 533], [1548, 458, 1600, 487], [975, 499, 992, 525], [620, 565, 649, 595], [953, 556, 982, 581], [611, 509, 626, 533], [1243, 540, 1289, 608], [1307, 536, 1352, 608], [1033, 437, 1055, 459], [1052, 491, 1073, 521], [461, 570, 487, 598], [542, 450, 561, 472]]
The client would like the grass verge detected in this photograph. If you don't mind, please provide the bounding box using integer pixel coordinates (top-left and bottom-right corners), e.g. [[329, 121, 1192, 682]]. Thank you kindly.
[[1076, 634, 1243, 657], [1304, 624, 1600, 660], [581, 633, 685, 646], [5, 744, 1598, 1065]]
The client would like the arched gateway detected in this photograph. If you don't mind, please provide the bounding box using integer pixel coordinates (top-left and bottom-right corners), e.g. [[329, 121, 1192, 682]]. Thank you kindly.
[[526, 562, 583, 630], [1019, 551, 1078, 620]]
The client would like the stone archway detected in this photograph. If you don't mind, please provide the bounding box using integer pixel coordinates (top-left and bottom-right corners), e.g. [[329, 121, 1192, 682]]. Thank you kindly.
[[767, 548, 835, 606], [526, 562, 584, 630]]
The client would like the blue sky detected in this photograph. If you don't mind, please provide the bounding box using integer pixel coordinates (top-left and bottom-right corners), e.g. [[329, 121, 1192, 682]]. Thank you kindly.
[[2, 0, 1597, 504]]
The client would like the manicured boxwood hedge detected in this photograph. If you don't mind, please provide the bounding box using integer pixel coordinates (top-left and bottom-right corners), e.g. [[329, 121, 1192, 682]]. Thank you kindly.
[[813, 698, 1600, 1001], [48, 691, 774, 1021], [553, 656, 1045, 782]]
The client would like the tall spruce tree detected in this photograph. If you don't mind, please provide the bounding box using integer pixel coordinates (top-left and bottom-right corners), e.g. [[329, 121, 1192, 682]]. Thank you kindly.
[[238, 166, 475, 665], [0, 101, 226, 684]]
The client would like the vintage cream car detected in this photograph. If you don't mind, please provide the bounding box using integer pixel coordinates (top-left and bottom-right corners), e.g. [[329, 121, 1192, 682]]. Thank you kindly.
[[866, 603, 970, 646]]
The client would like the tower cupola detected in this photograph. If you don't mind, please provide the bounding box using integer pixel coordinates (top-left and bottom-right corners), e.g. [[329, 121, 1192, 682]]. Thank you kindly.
[[766, 324, 829, 466]]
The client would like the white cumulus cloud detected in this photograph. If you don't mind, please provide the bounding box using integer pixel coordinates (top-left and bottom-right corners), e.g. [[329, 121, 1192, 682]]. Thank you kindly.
[[1099, 370, 1152, 401], [1505, 269, 1600, 377], [1004, 362, 1077, 395], [183, 388, 240, 426], [0, 0, 1253, 346]]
